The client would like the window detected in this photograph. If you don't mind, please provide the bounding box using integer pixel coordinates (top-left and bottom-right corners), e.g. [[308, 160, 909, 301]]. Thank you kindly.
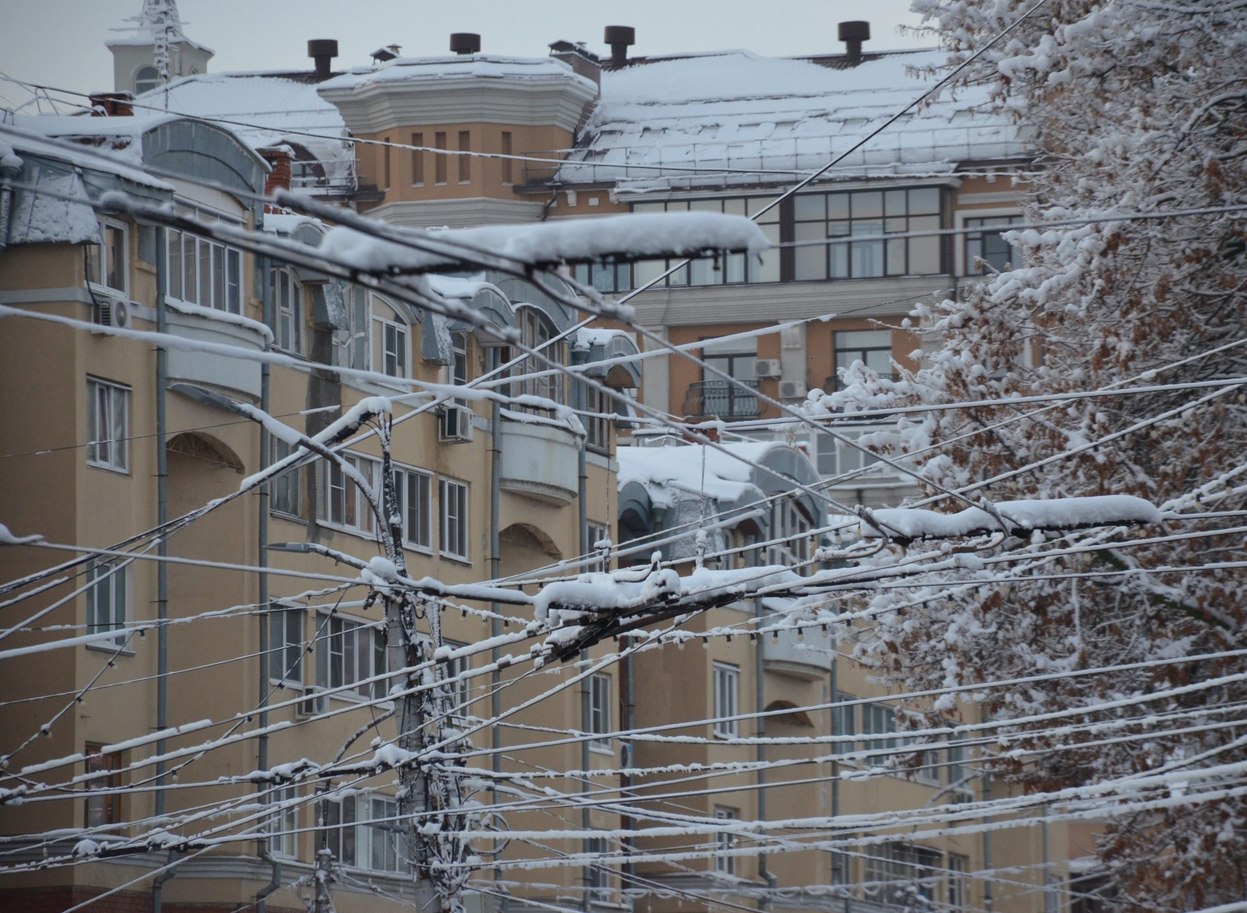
[[832, 694, 857, 759], [84, 743, 123, 828], [583, 384, 611, 452], [439, 478, 469, 560], [434, 132, 448, 183], [458, 131, 471, 182], [862, 703, 897, 759], [451, 331, 469, 390], [411, 132, 424, 185], [712, 663, 739, 738], [585, 833, 611, 898], [572, 260, 632, 294], [501, 131, 513, 184], [514, 308, 565, 407], [713, 806, 739, 874], [685, 336, 757, 419], [438, 640, 471, 719], [587, 522, 611, 571], [315, 614, 387, 701], [396, 467, 432, 551], [86, 218, 128, 295], [947, 854, 968, 911], [374, 314, 409, 379], [269, 435, 303, 517], [165, 227, 243, 314], [134, 66, 160, 94], [321, 453, 382, 535], [632, 197, 779, 285], [86, 560, 128, 648], [767, 497, 813, 570], [269, 784, 301, 858], [333, 286, 369, 372], [834, 329, 893, 387], [948, 738, 972, 799], [964, 215, 1020, 274], [87, 378, 131, 473], [794, 187, 943, 280], [268, 607, 305, 687], [322, 793, 402, 872], [863, 843, 941, 907], [271, 266, 302, 353], [589, 673, 612, 750]]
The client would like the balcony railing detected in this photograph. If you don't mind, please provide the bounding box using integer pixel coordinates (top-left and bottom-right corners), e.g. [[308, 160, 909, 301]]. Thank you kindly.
[[683, 380, 759, 420]]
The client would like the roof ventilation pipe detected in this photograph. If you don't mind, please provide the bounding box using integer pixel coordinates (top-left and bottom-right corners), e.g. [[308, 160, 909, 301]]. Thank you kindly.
[[838, 21, 869, 65], [604, 25, 635, 68], [307, 39, 339, 79], [450, 33, 481, 55]]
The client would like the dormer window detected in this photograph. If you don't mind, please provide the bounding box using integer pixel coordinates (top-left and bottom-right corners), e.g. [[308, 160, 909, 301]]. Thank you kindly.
[[134, 66, 160, 95]]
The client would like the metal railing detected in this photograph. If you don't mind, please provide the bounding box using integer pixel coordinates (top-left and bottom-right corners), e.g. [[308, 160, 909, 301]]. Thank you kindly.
[[682, 380, 759, 420]]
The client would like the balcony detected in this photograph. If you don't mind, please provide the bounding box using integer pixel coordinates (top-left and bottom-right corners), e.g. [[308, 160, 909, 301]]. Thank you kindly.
[[682, 380, 759, 420], [762, 625, 834, 678], [164, 308, 265, 400], [497, 413, 580, 504]]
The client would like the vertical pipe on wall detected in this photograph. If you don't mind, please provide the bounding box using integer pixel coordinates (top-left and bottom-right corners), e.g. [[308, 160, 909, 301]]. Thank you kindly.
[[489, 395, 506, 913], [152, 223, 171, 913]]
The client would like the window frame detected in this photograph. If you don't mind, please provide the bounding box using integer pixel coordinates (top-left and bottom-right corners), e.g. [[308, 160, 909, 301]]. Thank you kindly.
[[84, 743, 124, 829], [314, 613, 388, 702], [269, 435, 303, 518], [86, 559, 129, 649], [165, 225, 243, 314], [396, 466, 433, 552], [321, 792, 403, 873], [589, 672, 612, 751], [320, 452, 382, 537], [832, 693, 857, 761], [439, 478, 470, 561], [268, 606, 305, 687], [86, 217, 129, 297], [86, 377, 131, 474], [713, 806, 739, 875], [271, 265, 302, 354], [962, 213, 1021, 275], [269, 783, 301, 859], [712, 662, 740, 738]]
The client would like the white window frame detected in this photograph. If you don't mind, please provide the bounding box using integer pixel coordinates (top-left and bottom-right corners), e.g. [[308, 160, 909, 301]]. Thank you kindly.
[[321, 792, 402, 873], [832, 693, 857, 762], [712, 662, 739, 738], [373, 313, 409, 379], [713, 806, 739, 875], [268, 606, 305, 687], [439, 478, 469, 561], [269, 784, 300, 859], [396, 466, 432, 552], [86, 217, 128, 296], [86, 559, 128, 648], [269, 435, 302, 518], [334, 286, 369, 372], [87, 378, 131, 473], [165, 226, 243, 314], [271, 266, 302, 354], [862, 703, 898, 758], [315, 614, 387, 702], [320, 453, 382, 536], [589, 672, 612, 751]]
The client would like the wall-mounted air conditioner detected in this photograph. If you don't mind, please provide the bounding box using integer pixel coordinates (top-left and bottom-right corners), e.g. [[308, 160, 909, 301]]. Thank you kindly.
[[779, 380, 807, 400], [754, 358, 781, 378], [439, 404, 474, 444], [92, 293, 132, 333]]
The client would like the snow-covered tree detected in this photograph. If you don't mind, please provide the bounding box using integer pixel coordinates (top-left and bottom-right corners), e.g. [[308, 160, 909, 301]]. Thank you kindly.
[[828, 1, 1247, 908]]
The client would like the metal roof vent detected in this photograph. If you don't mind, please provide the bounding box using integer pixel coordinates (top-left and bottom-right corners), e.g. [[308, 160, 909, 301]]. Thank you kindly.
[[604, 25, 635, 68], [307, 39, 339, 79], [450, 33, 481, 55], [838, 21, 870, 65]]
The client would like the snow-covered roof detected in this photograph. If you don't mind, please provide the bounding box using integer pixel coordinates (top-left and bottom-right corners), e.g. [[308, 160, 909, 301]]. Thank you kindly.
[[619, 440, 785, 508], [2, 121, 174, 188], [559, 49, 1032, 192], [129, 74, 352, 189], [317, 54, 595, 93]]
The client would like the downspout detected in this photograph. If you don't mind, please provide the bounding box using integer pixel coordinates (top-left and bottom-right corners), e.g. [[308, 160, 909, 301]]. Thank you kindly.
[[572, 344, 592, 911], [754, 597, 775, 909], [489, 395, 506, 913], [982, 773, 994, 912], [830, 647, 848, 913], [255, 253, 282, 911], [152, 225, 172, 913]]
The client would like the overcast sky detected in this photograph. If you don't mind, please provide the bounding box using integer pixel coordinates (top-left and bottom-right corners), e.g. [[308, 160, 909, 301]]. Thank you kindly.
[[0, 0, 932, 111]]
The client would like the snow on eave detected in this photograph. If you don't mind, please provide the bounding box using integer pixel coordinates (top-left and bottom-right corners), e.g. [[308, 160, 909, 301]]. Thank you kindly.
[[317, 54, 597, 95], [0, 123, 173, 192]]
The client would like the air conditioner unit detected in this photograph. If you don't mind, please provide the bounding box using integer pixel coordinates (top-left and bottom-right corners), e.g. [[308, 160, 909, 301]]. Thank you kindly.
[[92, 294, 131, 332], [779, 379, 807, 400], [439, 404, 474, 444], [754, 358, 781, 378], [296, 686, 328, 719]]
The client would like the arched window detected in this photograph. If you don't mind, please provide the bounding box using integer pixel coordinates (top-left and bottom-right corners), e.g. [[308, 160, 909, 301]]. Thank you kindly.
[[515, 307, 565, 407], [134, 66, 160, 95], [333, 288, 408, 380]]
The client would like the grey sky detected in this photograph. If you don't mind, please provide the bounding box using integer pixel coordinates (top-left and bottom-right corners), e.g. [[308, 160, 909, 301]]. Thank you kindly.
[[0, 0, 931, 111]]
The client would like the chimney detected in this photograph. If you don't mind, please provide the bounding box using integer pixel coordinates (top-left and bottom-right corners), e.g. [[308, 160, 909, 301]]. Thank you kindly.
[[604, 25, 635, 68], [307, 39, 339, 80], [89, 92, 134, 117], [450, 33, 481, 55], [259, 146, 294, 202], [838, 21, 870, 65]]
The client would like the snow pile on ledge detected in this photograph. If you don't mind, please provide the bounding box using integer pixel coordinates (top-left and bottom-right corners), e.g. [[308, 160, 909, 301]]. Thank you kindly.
[[319, 212, 770, 274], [861, 495, 1163, 540]]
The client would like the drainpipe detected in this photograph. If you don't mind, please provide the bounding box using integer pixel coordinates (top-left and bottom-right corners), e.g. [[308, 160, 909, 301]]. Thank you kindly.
[[572, 344, 593, 910], [754, 597, 775, 909], [982, 774, 994, 912], [830, 643, 848, 913], [152, 226, 172, 913], [255, 253, 282, 911], [489, 395, 507, 913]]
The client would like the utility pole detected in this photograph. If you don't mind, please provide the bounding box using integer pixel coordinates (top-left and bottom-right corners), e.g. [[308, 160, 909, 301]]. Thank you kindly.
[[311, 848, 337, 913]]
